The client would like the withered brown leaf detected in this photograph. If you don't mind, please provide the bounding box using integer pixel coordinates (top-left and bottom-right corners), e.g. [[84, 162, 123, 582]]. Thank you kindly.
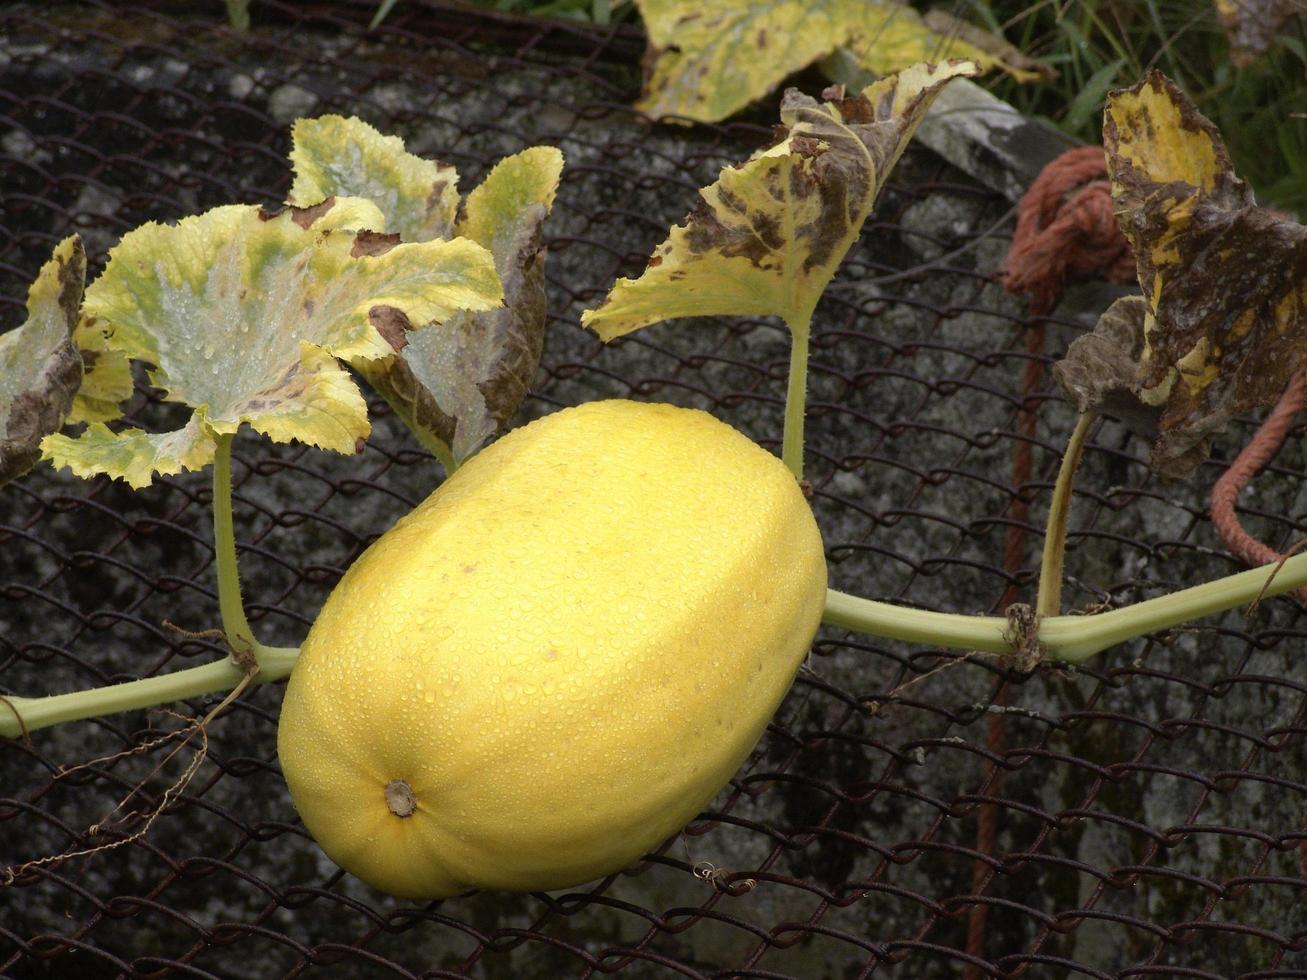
[[1, 236, 85, 486], [1103, 70, 1307, 478], [1053, 294, 1213, 479]]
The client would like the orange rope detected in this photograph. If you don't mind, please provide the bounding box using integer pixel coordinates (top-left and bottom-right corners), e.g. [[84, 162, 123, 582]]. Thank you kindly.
[[1209, 368, 1307, 602], [998, 144, 1135, 317]]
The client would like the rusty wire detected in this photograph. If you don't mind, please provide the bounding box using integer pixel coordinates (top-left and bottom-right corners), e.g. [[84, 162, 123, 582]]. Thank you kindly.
[[2, 2, 1307, 977]]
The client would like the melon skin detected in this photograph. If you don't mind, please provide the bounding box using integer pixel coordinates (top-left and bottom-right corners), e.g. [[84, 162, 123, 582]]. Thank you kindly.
[[277, 399, 827, 899]]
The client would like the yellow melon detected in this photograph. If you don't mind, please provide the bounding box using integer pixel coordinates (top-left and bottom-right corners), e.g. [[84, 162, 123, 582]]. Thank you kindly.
[[277, 399, 826, 898]]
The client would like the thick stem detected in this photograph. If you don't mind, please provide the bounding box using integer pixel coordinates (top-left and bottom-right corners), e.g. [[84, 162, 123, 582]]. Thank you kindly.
[[0, 646, 299, 738], [826, 550, 1307, 662], [1039, 553, 1307, 662], [823, 589, 1012, 653], [212, 433, 257, 657], [781, 318, 812, 481], [8, 551, 1307, 739], [1036, 411, 1096, 618]]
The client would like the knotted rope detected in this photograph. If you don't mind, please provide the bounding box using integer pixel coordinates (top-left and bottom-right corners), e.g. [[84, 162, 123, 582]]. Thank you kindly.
[[999, 144, 1135, 315]]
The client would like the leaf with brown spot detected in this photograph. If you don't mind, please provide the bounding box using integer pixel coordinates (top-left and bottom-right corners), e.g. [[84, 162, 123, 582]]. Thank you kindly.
[[286, 197, 337, 230], [1104, 70, 1307, 479], [582, 62, 977, 340], [0, 236, 85, 486], [634, 0, 1041, 124], [289, 119, 564, 465], [369, 305, 413, 352], [41, 200, 500, 488], [352, 230, 403, 259], [353, 146, 565, 463], [289, 115, 460, 241]]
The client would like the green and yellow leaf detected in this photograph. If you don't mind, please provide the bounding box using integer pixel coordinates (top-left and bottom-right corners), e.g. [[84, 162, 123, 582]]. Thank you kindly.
[[289, 116, 563, 464], [42, 199, 501, 487], [68, 317, 133, 425], [289, 114, 460, 242], [357, 146, 564, 463], [1104, 70, 1307, 478], [1, 236, 86, 486], [583, 62, 977, 340], [634, 0, 1038, 123], [43, 415, 215, 490]]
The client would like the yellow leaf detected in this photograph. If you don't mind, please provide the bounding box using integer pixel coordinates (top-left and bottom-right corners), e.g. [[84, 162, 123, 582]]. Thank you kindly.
[[289, 115, 460, 242], [379, 145, 563, 462], [46, 198, 500, 487], [635, 0, 1037, 123], [42, 415, 215, 491], [68, 317, 133, 425], [1105, 75, 1222, 192], [583, 62, 977, 340], [289, 119, 564, 464]]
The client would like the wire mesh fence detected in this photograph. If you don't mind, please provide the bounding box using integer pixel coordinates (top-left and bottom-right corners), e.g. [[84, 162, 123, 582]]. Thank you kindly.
[[1, 2, 1305, 977]]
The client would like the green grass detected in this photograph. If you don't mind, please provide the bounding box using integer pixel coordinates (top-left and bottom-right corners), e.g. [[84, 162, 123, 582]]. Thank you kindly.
[[961, 0, 1307, 213]]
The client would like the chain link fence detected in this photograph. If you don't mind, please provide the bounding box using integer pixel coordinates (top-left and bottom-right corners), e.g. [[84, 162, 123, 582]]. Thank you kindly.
[[2, 2, 1305, 977]]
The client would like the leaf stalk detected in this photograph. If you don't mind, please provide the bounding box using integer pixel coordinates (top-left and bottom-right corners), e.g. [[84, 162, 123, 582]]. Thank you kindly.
[[781, 315, 812, 481], [212, 433, 258, 658], [1036, 411, 1096, 617]]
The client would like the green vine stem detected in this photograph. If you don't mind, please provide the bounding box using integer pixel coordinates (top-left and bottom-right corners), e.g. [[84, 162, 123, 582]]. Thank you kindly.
[[0, 435, 304, 739], [1036, 411, 1097, 618], [7, 437, 1307, 738], [825, 548, 1307, 663], [0, 647, 299, 738], [823, 589, 1011, 652], [6, 553, 1307, 739], [782, 314, 813, 481]]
